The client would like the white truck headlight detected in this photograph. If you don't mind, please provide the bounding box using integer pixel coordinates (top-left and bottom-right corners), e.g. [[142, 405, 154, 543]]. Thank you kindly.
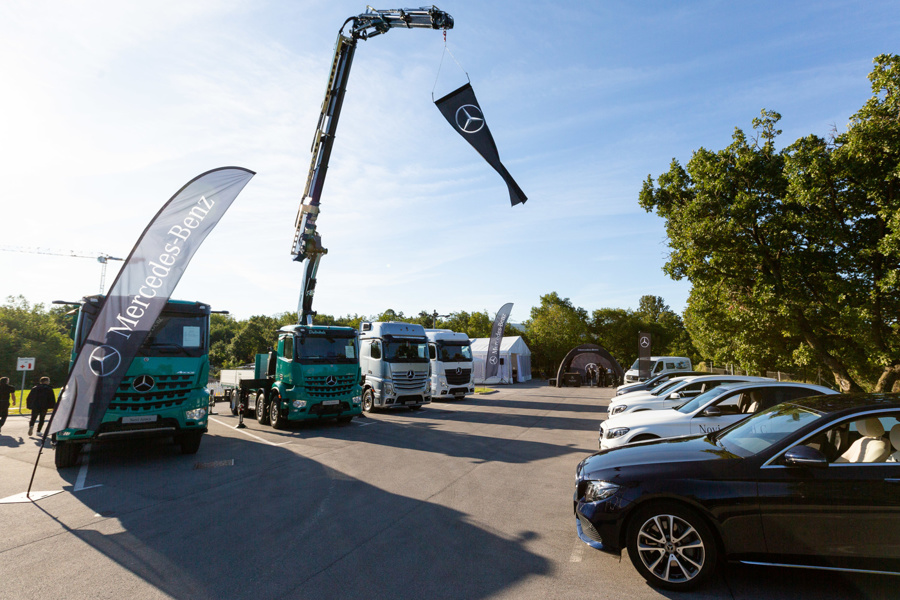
[[384, 381, 394, 395], [439, 376, 448, 386], [185, 407, 207, 421], [351, 395, 361, 405]]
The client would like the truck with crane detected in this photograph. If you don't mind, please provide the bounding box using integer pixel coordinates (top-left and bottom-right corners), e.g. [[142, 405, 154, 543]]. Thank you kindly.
[[229, 7, 453, 426]]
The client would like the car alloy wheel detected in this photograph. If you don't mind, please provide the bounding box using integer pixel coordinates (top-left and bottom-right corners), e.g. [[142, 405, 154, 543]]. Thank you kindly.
[[626, 503, 717, 590]]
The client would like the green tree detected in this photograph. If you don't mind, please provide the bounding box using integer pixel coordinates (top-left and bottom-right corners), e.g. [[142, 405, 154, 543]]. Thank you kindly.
[[640, 55, 900, 392], [524, 293, 590, 377], [0, 296, 73, 387]]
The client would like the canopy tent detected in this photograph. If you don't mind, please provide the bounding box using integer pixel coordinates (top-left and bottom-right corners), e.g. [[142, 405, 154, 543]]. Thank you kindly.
[[555, 343, 624, 387], [470, 336, 532, 384]]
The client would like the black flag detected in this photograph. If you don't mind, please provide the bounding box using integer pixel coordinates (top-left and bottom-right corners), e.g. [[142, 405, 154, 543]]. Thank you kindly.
[[485, 302, 513, 380], [638, 332, 652, 381], [50, 167, 255, 434], [435, 83, 527, 206]]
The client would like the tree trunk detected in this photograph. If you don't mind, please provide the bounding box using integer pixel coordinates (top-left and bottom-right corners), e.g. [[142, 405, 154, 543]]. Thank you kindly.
[[874, 363, 900, 393]]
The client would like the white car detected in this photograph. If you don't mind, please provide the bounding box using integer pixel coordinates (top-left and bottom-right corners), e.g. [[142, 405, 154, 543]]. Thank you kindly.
[[599, 381, 838, 450], [608, 374, 772, 418]]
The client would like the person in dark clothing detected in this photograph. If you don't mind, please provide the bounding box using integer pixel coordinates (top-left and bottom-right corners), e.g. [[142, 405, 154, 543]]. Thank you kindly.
[[26, 376, 56, 436], [0, 376, 16, 434]]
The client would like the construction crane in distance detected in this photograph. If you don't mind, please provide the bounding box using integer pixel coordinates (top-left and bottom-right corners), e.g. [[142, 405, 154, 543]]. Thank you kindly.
[[0, 246, 124, 294]]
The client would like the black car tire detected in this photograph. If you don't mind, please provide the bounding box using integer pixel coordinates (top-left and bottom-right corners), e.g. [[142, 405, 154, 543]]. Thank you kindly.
[[269, 393, 285, 430], [55, 441, 81, 468], [362, 389, 374, 413], [256, 391, 270, 425], [179, 431, 203, 454], [626, 502, 718, 591]]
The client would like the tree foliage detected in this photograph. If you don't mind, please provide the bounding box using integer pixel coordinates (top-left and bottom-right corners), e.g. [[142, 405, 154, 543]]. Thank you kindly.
[[0, 296, 73, 388], [640, 55, 900, 392]]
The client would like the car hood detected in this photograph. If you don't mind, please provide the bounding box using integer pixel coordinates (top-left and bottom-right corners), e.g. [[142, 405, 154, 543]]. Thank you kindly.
[[610, 391, 657, 404], [578, 435, 740, 479], [601, 409, 686, 429]]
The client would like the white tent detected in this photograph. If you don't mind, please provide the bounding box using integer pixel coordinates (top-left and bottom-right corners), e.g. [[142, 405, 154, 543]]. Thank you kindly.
[[470, 336, 532, 384]]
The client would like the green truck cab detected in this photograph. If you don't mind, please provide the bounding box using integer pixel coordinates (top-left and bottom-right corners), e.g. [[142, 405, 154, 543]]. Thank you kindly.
[[228, 324, 362, 428], [54, 295, 212, 468]]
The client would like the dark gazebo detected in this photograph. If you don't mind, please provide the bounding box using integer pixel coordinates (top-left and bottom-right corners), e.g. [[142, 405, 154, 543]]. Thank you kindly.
[[555, 343, 624, 387]]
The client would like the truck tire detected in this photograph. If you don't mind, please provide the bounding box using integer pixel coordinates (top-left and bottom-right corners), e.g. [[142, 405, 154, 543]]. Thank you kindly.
[[269, 392, 286, 430], [362, 388, 374, 413], [255, 390, 270, 425], [179, 431, 203, 454], [55, 441, 81, 469]]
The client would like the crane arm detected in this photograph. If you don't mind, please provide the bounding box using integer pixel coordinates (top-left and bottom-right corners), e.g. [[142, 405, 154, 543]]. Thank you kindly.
[[292, 6, 452, 325]]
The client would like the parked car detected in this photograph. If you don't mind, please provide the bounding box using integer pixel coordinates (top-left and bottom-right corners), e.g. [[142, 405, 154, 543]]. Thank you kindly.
[[608, 375, 772, 417], [600, 381, 836, 449], [615, 370, 707, 396], [575, 392, 900, 591]]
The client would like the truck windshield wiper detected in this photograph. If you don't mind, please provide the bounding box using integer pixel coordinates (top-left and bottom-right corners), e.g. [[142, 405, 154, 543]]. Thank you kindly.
[[150, 342, 192, 356]]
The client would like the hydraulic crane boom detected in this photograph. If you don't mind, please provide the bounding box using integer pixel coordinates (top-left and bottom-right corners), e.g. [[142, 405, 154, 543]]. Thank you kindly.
[[292, 6, 453, 324]]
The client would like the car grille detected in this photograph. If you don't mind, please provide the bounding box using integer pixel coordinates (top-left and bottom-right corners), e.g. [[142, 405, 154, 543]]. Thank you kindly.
[[306, 374, 356, 398], [109, 374, 194, 412], [391, 369, 427, 392], [446, 368, 472, 385], [309, 401, 350, 416]]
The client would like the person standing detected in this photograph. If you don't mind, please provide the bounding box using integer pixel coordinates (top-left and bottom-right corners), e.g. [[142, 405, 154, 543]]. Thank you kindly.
[[26, 376, 56, 436], [0, 376, 15, 434]]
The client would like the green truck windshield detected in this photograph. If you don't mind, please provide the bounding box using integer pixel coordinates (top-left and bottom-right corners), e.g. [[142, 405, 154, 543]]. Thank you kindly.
[[296, 335, 357, 363], [76, 309, 208, 359]]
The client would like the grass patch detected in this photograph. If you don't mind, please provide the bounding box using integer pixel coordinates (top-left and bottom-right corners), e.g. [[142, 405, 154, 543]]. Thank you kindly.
[[7, 387, 62, 415]]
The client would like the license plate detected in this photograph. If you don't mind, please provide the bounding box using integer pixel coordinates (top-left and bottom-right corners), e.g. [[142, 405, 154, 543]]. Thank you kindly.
[[322, 400, 340, 406], [404, 400, 419, 405], [122, 415, 158, 424]]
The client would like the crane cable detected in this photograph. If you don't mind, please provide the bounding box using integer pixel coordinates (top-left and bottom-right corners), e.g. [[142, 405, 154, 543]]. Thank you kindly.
[[432, 30, 469, 101]]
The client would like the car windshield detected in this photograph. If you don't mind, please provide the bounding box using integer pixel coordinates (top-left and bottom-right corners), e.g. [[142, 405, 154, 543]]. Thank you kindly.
[[296, 334, 357, 363], [384, 339, 429, 363], [675, 386, 738, 414], [438, 342, 472, 362], [649, 379, 684, 396], [715, 402, 826, 457]]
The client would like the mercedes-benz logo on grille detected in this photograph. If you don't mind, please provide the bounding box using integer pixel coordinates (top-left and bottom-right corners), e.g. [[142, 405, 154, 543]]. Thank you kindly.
[[89, 345, 122, 377], [326, 376, 336, 386], [455, 104, 485, 134], [456, 367, 462, 375], [407, 370, 414, 380], [133, 375, 155, 393]]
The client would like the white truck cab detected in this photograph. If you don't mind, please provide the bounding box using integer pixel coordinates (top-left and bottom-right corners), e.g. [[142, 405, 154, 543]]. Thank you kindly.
[[359, 322, 431, 411], [425, 329, 474, 400], [623, 356, 692, 385]]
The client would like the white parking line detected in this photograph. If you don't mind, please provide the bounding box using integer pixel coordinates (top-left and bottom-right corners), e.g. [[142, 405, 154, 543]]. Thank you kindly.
[[74, 444, 102, 492], [209, 417, 290, 446], [569, 541, 584, 562]]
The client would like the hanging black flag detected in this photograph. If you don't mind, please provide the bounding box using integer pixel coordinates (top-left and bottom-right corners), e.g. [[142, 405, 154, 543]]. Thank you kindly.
[[485, 302, 513, 380], [50, 167, 255, 435], [435, 83, 527, 206]]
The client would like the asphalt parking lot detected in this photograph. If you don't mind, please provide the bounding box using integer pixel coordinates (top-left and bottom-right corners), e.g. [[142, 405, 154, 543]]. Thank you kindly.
[[0, 381, 895, 599]]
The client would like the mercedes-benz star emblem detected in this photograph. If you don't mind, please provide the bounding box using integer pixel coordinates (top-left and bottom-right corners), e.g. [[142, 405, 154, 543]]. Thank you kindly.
[[456, 367, 462, 375], [88, 345, 122, 377], [326, 376, 336, 386], [640, 336, 651, 348], [133, 375, 155, 393], [489, 356, 498, 365], [455, 104, 485, 134], [407, 370, 414, 380]]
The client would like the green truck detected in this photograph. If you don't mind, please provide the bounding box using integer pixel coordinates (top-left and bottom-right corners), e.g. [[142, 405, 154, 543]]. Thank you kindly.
[[228, 324, 362, 428], [54, 295, 213, 468]]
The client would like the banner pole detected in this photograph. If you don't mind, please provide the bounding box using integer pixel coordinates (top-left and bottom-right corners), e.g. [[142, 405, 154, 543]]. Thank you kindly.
[[19, 371, 26, 414], [26, 410, 56, 500]]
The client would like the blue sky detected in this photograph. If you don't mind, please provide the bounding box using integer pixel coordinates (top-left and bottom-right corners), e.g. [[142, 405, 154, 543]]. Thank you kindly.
[[1, 1, 898, 324]]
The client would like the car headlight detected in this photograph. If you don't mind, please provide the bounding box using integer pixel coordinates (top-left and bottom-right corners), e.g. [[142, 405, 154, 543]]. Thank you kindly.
[[439, 376, 448, 385], [185, 407, 207, 421], [292, 400, 307, 409], [606, 427, 630, 439], [610, 405, 626, 416], [583, 480, 620, 502], [351, 395, 361, 405]]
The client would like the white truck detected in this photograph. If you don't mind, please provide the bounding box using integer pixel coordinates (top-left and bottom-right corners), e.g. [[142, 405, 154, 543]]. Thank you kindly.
[[359, 322, 431, 411], [425, 329, 474, 401], [622, 356, 693, 385], [216, 367, 254, 403]]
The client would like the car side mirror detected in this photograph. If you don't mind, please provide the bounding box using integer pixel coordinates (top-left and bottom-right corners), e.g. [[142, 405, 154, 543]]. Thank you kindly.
[[783, 445, 828, 468], [701, 406, 722, 417], [669, 392, 681, 400]]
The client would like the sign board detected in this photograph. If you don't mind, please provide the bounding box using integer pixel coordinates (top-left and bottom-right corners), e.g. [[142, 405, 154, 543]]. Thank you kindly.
[[16, 357, 35, 371]]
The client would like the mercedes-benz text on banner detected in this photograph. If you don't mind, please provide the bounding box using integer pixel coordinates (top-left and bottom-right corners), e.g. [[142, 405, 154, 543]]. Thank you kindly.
[[51, 167, 255, 435], [435, 83, 527, 206], [485, 303, 514, 380]]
